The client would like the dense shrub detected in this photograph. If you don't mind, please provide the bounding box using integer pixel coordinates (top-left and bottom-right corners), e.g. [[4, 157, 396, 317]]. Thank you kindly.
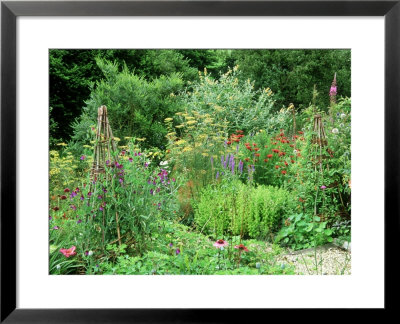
[[71, 58, 184, 151], [179, 67, 276, 136], [194, 180, 295, 239]]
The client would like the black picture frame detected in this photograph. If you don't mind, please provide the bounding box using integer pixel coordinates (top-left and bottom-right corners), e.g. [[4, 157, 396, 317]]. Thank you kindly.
[[1, 0, 398, 322]]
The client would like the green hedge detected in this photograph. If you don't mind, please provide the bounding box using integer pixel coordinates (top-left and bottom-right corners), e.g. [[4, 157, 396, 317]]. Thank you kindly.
[[194, 181, 295, 239]]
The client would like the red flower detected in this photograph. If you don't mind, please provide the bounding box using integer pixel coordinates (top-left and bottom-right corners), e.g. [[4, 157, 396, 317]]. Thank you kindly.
[[284, 161, 289, 166], [281, 170, 287, 175], [60, 195, 67, 200], [298, 131, 304, 134], [253, 143, 257, 147], [227, 141, 232, 145], [254, 148, 260, 152], [255, 153, 260, 157], [245, 158, 250, 162], [290, 144, 294, 148], [234, 244, 249, 252], [279, 152, 286, 156], [264, 159, 269, 162], [52, 206, 59, 211], [267, 154, 273, 158], [245, 143, 250, 146], [275, 165, 280, 169], [264, 145, 268, 148], [246, 146, 252, 151], [291, 160, 295, 163], [63, 188, 70, 193]]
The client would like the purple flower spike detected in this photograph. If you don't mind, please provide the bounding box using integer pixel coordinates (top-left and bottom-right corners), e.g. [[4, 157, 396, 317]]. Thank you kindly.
[[53, 226, 59, 230], [77, 219, 82, 224], [216, 171, 219, 179], [80, 155, 85, 160], [169, 243, 173, 247], [239, 160, 244, 174], [175, 249, 180, 255]]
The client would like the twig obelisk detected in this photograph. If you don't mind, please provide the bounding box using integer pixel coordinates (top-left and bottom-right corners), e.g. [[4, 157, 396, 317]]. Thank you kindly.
[[91, 105, 122, 247]]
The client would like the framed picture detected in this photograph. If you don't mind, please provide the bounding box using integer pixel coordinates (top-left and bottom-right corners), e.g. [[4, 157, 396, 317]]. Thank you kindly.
[[1, 0, 397, 321]]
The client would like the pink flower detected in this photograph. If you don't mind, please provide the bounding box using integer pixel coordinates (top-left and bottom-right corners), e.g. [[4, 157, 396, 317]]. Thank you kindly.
[[320, 185, 327, 190], [60, 246, 76, 258], [213, 239, 228, 248], [329, 86, 337, 96]]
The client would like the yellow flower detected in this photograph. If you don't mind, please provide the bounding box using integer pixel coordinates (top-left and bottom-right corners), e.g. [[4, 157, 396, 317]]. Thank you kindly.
[[175, 139, 186, 146], [175, 125, 185, 129], [113, 137, 121, 142], [183, 147, 193, 152], [201, 153, 209, 157], [124, 136, 132, 140], [164, 117, 173, 122], [136, 138, 146, 142], [57, 143, 67, 146], [83, 145, 91, 148], [186, 120, 197, 125], [118, 145, 128, 149]]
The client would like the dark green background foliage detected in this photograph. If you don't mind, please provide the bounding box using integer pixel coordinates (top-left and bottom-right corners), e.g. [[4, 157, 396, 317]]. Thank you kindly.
[[50, 49, 350, 146], [231, 49, 351, 110]]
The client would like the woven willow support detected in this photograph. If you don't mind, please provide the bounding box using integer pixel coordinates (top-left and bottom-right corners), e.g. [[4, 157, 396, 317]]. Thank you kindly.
[[90, 105, 122, 247], [311, 114, 328, 217]]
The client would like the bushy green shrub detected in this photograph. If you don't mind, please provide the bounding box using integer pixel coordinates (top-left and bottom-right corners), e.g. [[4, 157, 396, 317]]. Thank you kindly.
[[71, 58, 184, 150], [179, 67, 276, 135], [193, 180, 295, 239]]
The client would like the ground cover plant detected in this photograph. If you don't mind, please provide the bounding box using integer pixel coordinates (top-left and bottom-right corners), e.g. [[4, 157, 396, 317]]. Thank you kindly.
[[49, 50, 351, 275]]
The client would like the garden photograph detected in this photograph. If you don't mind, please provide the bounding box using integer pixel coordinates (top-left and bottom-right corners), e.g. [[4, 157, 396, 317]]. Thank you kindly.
[[49, 49, 351, 275]]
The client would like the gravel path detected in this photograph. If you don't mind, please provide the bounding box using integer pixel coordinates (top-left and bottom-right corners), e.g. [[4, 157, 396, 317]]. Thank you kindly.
[[277, 245, 351, 275]]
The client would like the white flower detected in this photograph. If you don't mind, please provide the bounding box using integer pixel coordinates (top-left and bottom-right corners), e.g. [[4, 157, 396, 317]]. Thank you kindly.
[[293, 149, 298, 154], [340, 113, 346, 119], [88, 251, 93, 256], [56, 264, 61, 270], [332, 128, 339, 134], [159, 161, 168, 166]]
